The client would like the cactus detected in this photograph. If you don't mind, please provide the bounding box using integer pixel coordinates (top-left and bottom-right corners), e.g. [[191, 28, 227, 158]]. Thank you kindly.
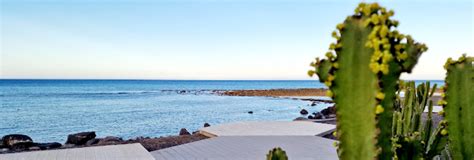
[[392, 81, 448, 159], [266, 147, 288, 160], [441, 54, 473, 159], [309, 2, 427, 159]]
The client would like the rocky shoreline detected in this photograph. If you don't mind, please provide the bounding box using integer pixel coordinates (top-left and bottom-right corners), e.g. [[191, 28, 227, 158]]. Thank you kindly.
[[0, 127, 208, 154], [218, 88, 327, 97]]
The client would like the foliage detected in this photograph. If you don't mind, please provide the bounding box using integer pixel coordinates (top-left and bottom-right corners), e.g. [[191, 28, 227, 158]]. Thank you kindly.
[[392, 81, 448, 160], [266, 147, 288, 160]]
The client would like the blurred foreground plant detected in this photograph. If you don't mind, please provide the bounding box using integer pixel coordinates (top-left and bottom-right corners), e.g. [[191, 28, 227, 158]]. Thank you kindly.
[[309, 2, 427, 159], [440, 54, 473, 159]]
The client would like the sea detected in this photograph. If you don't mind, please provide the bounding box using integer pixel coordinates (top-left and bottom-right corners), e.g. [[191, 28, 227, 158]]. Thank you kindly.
[[0, 80, 443, 143]]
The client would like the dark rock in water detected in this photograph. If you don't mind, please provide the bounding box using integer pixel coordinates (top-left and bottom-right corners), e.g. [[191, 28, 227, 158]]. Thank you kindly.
[[203, 123, 211, 127], [179, 90, 186, 94], [179, 128, 191, 135], [300, 109, 309, 115], [308, 115, 315, 119], [248, 111, 253, 114], [66, 132, 96, 145], [37, 142, 62, 150], [10, 142, 35, 151], [2, 134, 33, 148], [97, 136, 123, 145], [320, 106, 336, 116], [85, 138, 100, 146], [293, 117, 308, 121], [310, 102, 317, 106], [313, 112, 325, 119]]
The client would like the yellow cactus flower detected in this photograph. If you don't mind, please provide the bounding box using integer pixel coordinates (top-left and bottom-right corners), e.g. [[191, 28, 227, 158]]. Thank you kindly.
[[363, 5, 371, 16], [327, 74, 335, 81], [370, 63, 380, 73], [336, 23, 345, 30], [438, 110, 444, 116], [332, 62, 339, 69], [331, 31, 339, 39], [325, 81, 332, 87], [382, 51, 393, 63], [371, 14, 379, 25], [440, 129, 448, 136], [364, 19, 372, 27], [375, 105, 384, 114], [395, 44, 403, 51], [326, 52, 334, 59], [388, 10, 395, 16], [376, 92, 385, 100], [379, 25, 389, 37], [398, 52, 408, 60], [370, 3, 380, 10], [326, 90, 334, 97], [329, 43, 336, 50], [438, 100, 447, 105]]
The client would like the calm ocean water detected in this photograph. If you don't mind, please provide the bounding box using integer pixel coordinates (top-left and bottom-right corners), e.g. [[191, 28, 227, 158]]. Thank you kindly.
[[0, 80, 443, 143]]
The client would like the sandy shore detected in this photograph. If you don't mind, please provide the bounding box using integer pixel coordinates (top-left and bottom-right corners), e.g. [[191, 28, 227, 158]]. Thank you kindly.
[[218, 88, 442, 104]]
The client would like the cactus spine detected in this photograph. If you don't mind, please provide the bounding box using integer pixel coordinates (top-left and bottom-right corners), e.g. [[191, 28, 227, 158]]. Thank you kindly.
[[266, 147, 288, 160], [442, 54, 473, 159], [309, 2, 427, 159]]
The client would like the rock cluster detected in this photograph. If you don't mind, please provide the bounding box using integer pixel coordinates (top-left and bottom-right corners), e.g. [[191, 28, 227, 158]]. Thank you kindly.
[[308, 106, 336, 120], [0, 134, 62, 153], [179, 128, 191, 135], [1, 124, 211, 154], [66, 132, 96, 145]]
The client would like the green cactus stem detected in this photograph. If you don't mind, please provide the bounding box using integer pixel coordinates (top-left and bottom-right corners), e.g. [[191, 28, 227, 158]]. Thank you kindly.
[[442, 54, 473, 160], [309, 2, 427, 159], [392, 81, 447, 160], [266, 147, 288, 160]]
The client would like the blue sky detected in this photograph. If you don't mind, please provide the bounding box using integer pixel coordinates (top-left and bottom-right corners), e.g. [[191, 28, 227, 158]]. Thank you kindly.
[[1, 0, 472, 80]]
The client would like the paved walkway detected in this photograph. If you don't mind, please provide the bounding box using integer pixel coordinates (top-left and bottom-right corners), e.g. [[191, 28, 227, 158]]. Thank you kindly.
[[199, 121, 336, 137], [151, 136, 338, 160], [0, 143, 155, 160]]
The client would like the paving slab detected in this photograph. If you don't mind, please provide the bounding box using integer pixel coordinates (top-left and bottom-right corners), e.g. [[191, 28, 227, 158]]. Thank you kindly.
[[151, 136, 338, 160], [199, 121, 336, 137], [0, 143, 155, 160]]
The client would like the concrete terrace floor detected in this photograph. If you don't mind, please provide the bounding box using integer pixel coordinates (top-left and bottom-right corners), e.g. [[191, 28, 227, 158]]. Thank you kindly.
[[151, 136, 338, 160], [199, 121, 336, 137], [152, 121, 338, 160], [0, 143, 154, 160], [0, 121, 338, 160]]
